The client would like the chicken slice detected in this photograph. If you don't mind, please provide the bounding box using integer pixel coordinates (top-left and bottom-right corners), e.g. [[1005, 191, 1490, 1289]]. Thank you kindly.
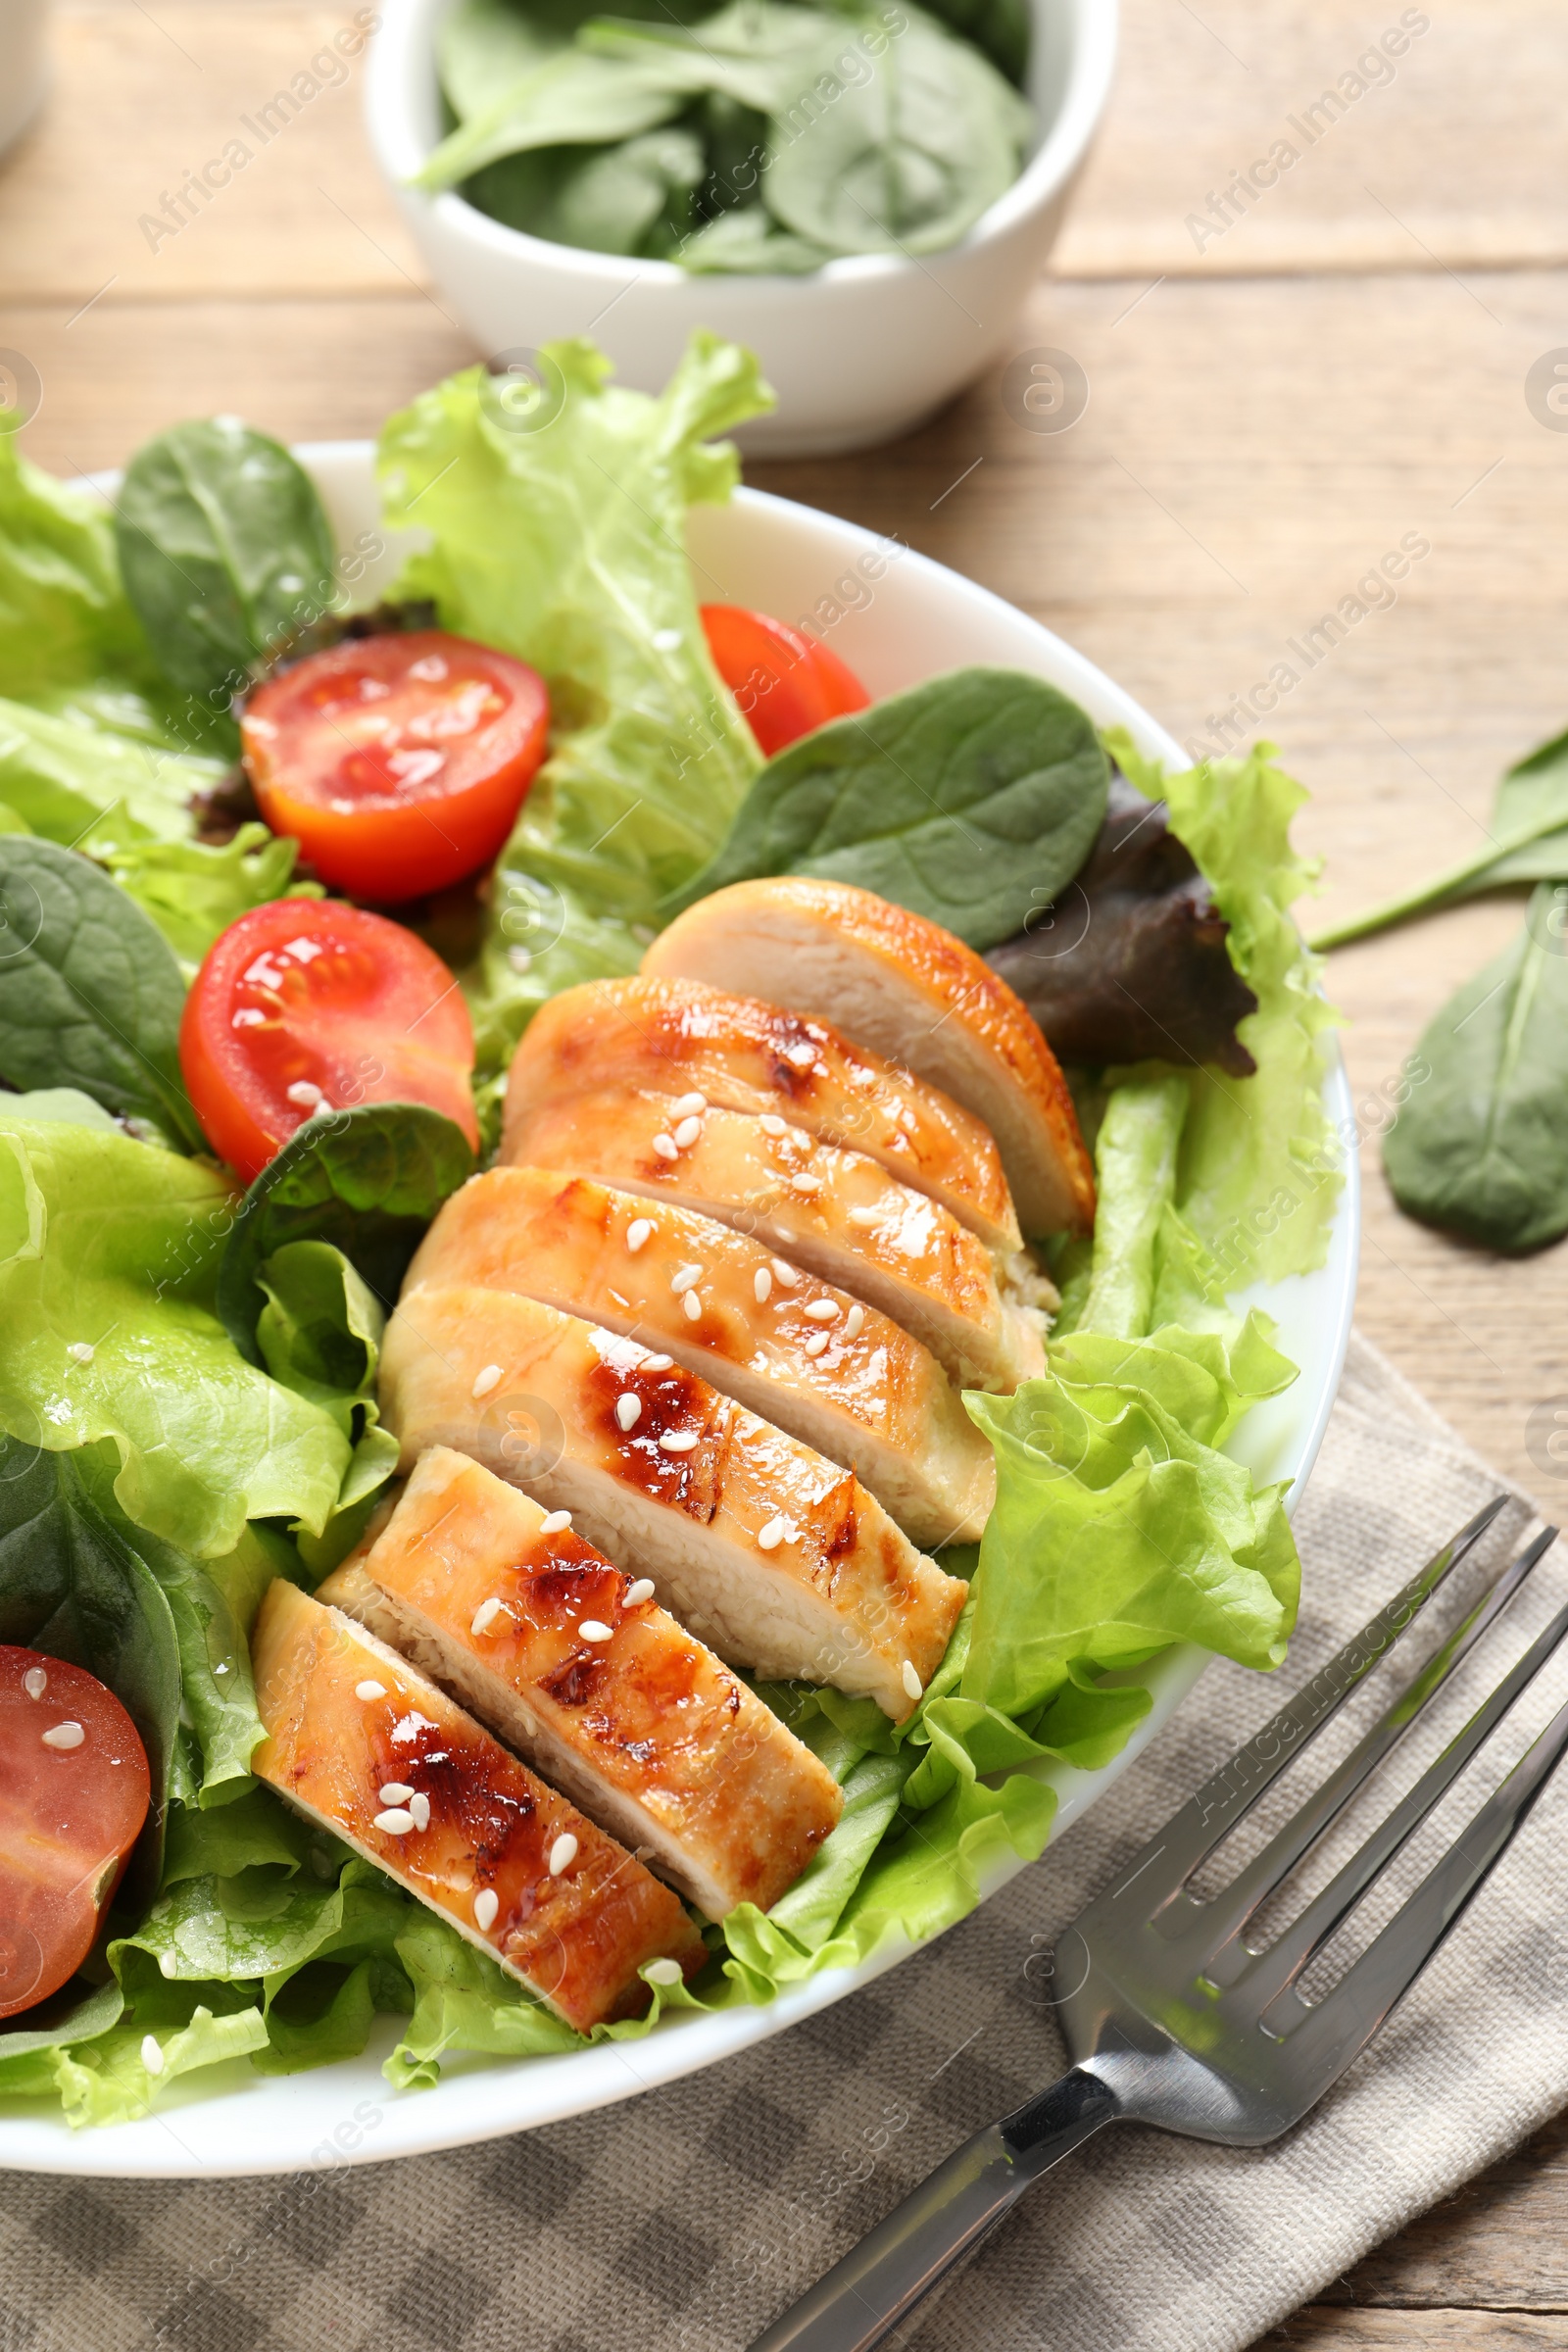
[[643, 876, 1096, 1239], [318, 1446, 844, 1920], [379, 1285, 967, 1722], [504, 1091, 1047, 1394], [250, 1580, 703, 2032], [505, 975, 1021, 1252], [407, 1168, 996, 1546]]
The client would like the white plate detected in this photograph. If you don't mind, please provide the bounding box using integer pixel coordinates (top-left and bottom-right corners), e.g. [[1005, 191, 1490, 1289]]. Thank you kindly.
[[0, 449, 1358, 2176]]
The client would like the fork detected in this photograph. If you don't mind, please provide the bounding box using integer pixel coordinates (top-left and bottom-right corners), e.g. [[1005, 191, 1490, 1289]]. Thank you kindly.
[[751, 1498, 1568, 2351]]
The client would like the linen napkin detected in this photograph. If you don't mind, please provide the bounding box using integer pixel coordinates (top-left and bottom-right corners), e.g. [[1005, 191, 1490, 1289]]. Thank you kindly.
[[5, 1330, 1568, 2352]]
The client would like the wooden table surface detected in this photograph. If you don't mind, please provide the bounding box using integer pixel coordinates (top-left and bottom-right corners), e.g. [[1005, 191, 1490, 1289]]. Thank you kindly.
[[3, 2, 1567, 2339]]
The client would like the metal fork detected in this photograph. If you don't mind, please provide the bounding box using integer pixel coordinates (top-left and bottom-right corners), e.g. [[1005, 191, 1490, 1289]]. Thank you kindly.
[[751, 1498, 1568, 2351]]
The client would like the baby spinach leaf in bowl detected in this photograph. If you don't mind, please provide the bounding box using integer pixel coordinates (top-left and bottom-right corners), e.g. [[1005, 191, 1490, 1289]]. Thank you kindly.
[[1383, 881, 1568, 1253], [115, 419, 337, 704], [665, 666, 1110, 953]]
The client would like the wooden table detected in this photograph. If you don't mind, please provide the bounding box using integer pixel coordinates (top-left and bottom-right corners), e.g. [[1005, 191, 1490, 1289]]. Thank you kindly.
[[3, 2, 1566, 2338]]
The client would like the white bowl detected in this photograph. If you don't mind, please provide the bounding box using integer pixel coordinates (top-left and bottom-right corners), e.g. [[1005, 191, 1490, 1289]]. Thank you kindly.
[[0, 445, 1358, 2176], [365, 0, 1117, 456]]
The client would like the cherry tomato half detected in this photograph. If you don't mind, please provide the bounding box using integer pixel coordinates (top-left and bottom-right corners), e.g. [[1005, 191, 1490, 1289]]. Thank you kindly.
[[0, 1645, 150, 2020], [179, 899, 479, 1184], [700, 605, 870, 759], [242, 630, 549, 904]]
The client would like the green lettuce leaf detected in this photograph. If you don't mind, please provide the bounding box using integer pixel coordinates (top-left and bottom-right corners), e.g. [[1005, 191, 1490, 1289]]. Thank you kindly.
[[376, 333, 772, 1068], [94, 823, 316, 970], [0, 1112, 353, 1555], [0, 1980, 124, 2098]]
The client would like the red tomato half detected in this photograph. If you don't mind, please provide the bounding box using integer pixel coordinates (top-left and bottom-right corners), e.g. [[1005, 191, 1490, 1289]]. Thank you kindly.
[[0, 1645, 150, 2020], [179, 899, 479, 1184], [242, 630, 549, 904], [701, 605, 870, 759]]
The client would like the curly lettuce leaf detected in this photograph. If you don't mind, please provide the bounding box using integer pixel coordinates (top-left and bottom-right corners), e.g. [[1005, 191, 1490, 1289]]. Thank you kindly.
[[93, 823, 315, 970], [0, 1113, 354, 1555], [377, 333, 772, 1068]]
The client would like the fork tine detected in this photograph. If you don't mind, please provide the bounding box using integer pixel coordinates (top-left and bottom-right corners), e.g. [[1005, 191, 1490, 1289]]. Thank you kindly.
[[1097, 1496, 1509, 1924], [1198, 1527, 1555, 1967], [1241, 1566, 1568, 2014], [1280, 1660, 1568, 2089]]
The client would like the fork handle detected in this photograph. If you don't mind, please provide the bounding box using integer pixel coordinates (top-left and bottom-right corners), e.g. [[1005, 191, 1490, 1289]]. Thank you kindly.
[[748, 2068, 1120, 2352]]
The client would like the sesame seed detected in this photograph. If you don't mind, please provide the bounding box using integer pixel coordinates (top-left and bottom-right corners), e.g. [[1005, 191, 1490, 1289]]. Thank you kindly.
[[41, 1721, 84, 1749], [159, 1949, 177, 1979], [625, 1579, 656, 1606], [409, 1792, 431, 1830], [66, 1341, 94, 1364], [659, 1430, 699, 1453], [470, 1363, 503, 1400], [804, 1299, 839, 1322], [540, 1509, 572, 1536], [373, 1807, 416, 1836], [771, 1259, 801, 1289], [758, 1516, 786, 1551], [682, 1291, 702, 1321], [615, 1392, 642, 1431], [140, 2034, 165, 2077], [625, 1217, 654, 1252], [355, 1680, 386, 1701], [286, 1080, 325, 1108], [578, 1619, 613, 1642], [790, 1174, 821, 1196], [379, 1782, 416, 1805], [652, 1133, 678, 1159], [901, 1659, 923, 1701], [645, 1957, 683, 1985], [672, 1115, 702, 1150], [759, 1113, 787, 1137], [803, 1333, 829, 1357], [845, 1304, 865, 1338], [23, 1667, 46, 1699], [754, 1267, 772, 1303], [473, 1888, 499, 1932], [643, 1353, 674, 1372], [471, 1597, 506, 1637], [848, 1205, 881, 1228], [787, 1043, 815, 1067], [672, 1090, 707, 1118], [548, 1833, 578, 1876], [670, 1264, 702, 1295]]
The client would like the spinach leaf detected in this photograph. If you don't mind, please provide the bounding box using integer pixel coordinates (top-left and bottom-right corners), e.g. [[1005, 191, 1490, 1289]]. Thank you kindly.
[[763, 10, 1031, 258], [0, 1438, 184, 1886], [438, 0, 565, 119], [216, 1102, 475, 1363], [680, 207, 834, 273], [1383, 883, 1568, 1252], [415, 48, 684, 185], [918, 0, 1029, 84], [115, 419, 337, 703], [472, 126, 706, 253], [0, 1978, 124, 2094], [581, 4, 845, 114], [1312, 723, 1568, 950], [0, 836, 204, 1150], [665, 667, 1110, 952]]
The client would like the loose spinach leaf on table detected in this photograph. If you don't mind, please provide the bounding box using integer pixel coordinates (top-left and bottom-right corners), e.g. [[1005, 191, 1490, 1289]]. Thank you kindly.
[[664, 667, 1109, 952], [0, 836, 203, 1149], [1383, 882, 1568, 1253], [216, 1102, 475, 1363], [115, 419, 337, 704]]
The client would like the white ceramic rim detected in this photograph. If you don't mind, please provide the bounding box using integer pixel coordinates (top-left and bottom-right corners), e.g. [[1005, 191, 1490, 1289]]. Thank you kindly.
[[366, 0, 1119, 291], [0, 451, 1359, 2175]]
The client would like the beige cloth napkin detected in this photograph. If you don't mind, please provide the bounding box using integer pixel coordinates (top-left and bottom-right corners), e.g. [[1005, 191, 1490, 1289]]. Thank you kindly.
[[5, 1331, 1567, 2352]]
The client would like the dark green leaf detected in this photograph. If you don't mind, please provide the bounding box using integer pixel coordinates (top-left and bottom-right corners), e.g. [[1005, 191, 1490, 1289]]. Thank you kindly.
[[470, 126, 705, 253], [115, 419, 337, 702], [666, 666, 1109, 952], [0, 836, 203, 1149], [0, 1977, 124, 2091], [916, 0, 1029, 83], [1383, 883, 1568, 1253], [216, 1102, 475, 1364]]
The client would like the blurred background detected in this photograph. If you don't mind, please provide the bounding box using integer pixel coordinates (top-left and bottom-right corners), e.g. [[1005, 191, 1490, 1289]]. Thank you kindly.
[[0, 0, 1565, 1485]]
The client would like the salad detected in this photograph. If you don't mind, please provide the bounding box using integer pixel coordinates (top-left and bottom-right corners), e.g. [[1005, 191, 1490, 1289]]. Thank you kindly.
[[0, 333, 1340, 2127]]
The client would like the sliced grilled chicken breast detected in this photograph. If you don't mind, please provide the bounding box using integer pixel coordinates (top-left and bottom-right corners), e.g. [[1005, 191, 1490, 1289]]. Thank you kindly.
[[643, 877, 1096, 1239], [504, 975, 1020, 1252], [319, 1447, 844, 1920], [407, 1169, 996, 1546], [505, 1091, 1047, 1394], [250, 1580, 702, 2032], [379, 1284, 967, 1721]]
